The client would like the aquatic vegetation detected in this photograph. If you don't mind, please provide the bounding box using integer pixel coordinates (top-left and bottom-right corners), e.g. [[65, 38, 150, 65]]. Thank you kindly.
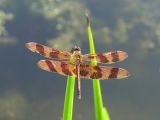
[[0, 11, 13, 36], [94, 1, 158, 58], [25, 0, 90, 50], [0, 91, 27, 120], [62, 76, 75, 120], [0, 36, 17, 45], [87, 16, 111, 120], [0, 11, 17, 46], [25, 0, 160, 60], [0, 0, 11, 7], [47, 33, 76, 51]]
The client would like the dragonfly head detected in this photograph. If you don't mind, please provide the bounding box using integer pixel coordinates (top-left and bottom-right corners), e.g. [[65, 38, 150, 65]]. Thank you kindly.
[[71, 46, 81, 54]]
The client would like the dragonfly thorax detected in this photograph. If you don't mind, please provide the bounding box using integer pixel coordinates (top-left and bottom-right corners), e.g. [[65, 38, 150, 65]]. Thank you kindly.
[[70, 46, 82, 65], [70, 53, 82, 65]]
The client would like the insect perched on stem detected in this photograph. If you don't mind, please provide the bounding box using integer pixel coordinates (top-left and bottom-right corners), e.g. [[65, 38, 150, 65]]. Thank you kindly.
[[26, 42, 129, 99]]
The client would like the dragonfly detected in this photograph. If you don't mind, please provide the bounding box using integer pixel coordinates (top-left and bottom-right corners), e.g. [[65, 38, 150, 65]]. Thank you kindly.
[[26, 42, 129, 99]]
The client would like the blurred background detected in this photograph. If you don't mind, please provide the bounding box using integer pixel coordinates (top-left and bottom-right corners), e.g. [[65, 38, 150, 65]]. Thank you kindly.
[[0, 0, 160, 120]]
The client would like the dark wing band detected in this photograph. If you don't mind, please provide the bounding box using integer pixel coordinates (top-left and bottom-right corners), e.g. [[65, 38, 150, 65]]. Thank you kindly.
[[82, 51, 128, 64], [79, 64, 129, 79], [37, 60, 76, 76], [26, 42, 71, 59]]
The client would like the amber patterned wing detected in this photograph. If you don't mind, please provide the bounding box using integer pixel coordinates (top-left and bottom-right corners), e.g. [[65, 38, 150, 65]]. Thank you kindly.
[[37, 60, 76, 76], [37, 60, 129, 79], [82, 51, 128, 64], [79, 64, 129, 79], [26, 42, 71, 59]]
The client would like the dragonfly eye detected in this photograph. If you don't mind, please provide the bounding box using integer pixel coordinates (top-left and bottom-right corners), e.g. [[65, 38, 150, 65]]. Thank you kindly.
[[71, 46, 81, 53], [75, 48, 80, 51]]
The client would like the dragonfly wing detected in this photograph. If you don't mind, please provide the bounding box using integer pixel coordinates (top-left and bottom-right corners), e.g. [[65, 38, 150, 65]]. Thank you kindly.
[[37, 60, 76, 76], [79, 64, 129, 79], [82, 51, 128, 64], [26, 42, 71, 59]]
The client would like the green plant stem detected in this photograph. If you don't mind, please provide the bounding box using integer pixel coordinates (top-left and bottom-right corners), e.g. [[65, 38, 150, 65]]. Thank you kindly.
[[62, 76, 75, 120], [87, 15, 111, 120]]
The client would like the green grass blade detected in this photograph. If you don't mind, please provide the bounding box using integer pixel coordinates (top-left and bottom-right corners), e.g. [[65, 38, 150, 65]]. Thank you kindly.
[[86, 15, 111, 120], [62, 76, 75, 120]]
